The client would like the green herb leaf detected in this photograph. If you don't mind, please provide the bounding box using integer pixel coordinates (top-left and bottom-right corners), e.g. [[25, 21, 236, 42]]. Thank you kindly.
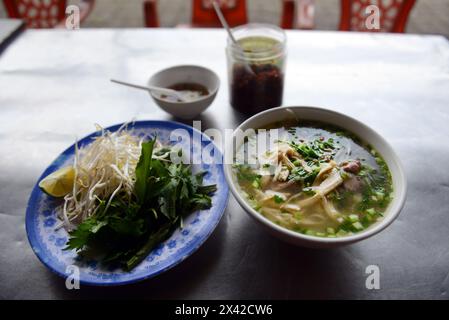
[[134, 139, 156, 205], [65, 139, 217, 271]]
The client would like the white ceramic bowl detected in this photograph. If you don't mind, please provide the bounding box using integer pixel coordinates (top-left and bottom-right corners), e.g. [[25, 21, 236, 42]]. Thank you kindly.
[[224, 106, 407, 248], [148, 65, 220, 119]]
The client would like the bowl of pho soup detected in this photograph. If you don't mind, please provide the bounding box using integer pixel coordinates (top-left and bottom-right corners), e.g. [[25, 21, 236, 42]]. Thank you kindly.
[[224, 106, 406, 248]]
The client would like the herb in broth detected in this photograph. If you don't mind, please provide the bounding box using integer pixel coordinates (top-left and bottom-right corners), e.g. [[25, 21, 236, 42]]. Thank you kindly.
[[233, 122, 393, 238]]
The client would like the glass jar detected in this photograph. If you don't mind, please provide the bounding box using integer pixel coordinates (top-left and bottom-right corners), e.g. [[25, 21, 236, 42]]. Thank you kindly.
[[226, 23, 287, 115]]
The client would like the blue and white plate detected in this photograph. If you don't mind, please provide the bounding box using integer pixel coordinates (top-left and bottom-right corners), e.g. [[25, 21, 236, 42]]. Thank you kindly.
[[26, 120, 229, 286]]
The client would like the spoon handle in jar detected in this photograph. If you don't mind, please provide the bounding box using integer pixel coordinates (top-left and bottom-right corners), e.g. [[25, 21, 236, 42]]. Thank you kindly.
[[212, 1, 254, 75]]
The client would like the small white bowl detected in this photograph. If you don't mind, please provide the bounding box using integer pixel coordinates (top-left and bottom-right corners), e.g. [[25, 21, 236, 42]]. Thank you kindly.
[[224, 106, 407, 248], [148, 65, 220, 119]]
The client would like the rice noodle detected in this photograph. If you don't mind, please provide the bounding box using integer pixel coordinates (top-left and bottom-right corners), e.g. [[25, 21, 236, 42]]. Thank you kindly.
[[295, 169, 343, 209], [313, 160, 337, 185], [321, 196, 341, 222], [261, 207, 326, 228]]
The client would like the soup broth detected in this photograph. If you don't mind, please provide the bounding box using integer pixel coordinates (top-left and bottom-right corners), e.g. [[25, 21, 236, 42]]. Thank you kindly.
[[233, 121, 393, 238]]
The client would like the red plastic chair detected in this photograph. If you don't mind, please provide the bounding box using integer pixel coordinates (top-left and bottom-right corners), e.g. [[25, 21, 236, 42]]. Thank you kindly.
[[281, 0, 315, 30], [144, 0, 159, 28], [144, 0, 312, 29], [3, 0, 95, 29], [144, 0, 246, 28], [339, 0, 416, 33], [191, 0, 247, 28]]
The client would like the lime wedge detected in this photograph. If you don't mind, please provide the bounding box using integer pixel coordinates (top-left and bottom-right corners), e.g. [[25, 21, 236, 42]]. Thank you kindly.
[[39, 166, 75, 198]]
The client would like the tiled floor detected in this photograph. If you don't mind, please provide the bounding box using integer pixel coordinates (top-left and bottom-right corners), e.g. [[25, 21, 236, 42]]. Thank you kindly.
[[0, 0, 448, 38]]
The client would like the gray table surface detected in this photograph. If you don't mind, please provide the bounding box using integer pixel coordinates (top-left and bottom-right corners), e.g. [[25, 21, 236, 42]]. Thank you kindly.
[[0, 28, 448, 300]]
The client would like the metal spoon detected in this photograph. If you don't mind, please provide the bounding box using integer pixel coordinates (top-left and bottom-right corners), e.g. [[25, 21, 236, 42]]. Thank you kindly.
[[110, 79, 187, 102], [212, 1, 255, 75]]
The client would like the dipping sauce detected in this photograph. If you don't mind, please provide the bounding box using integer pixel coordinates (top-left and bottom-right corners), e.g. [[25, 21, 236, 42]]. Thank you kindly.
[[159, 82, 209, 102]]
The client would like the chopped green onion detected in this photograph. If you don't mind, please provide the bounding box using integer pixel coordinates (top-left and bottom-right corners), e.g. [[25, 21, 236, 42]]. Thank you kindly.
[[375, 191, 385, 200], [274, 195, 285, 203], [326, 227, 336, 234], [361, 215, 373, 226], [252, 179, 260, 189], [352, 222, 364, 231], [305, 229, 315, 236]]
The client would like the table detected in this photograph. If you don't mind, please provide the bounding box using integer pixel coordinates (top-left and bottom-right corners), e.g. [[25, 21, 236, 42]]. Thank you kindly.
[[0, 28, 448, 300]]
